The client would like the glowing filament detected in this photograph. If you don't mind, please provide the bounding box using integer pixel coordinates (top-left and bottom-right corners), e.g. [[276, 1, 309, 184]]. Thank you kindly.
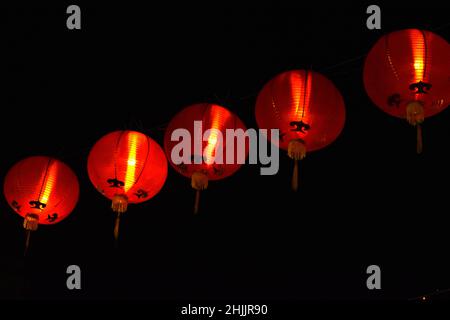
[[39, 162, 58, 205], [290, 71, 312, 126], [124, 133, 138, 193], [204, 130, 219, 164], [204, 107, 226, 165], [409, 30, 427, 83]]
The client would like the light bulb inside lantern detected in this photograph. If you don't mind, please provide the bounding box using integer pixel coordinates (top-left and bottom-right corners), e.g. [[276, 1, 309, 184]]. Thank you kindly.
[[124, 132, 138, 193], [39, 161, 58, 206]]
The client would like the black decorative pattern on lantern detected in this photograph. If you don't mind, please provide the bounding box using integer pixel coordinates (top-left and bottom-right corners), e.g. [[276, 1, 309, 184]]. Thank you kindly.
[[290, 120, 311, 133], [134, 189, 148, 199], [29, 200, 46, 210], [409, 81, 432, 94], [107, 178, 125, 188], [177, 162, 188, 173], [279, 131, 287, 142], [387, 93, 401, 107], [47, 213, 58, 223], [12, 200, 22, 212], [213, 165, 225, 176]]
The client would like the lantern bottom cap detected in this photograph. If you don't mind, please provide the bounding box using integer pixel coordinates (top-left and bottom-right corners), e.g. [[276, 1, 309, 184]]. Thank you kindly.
[[288, 139, 307, 161], [23, 213, 39, 231], [191, 171, 209, 191], [112, 194, 128, 214], [406, 101, 425, 126]]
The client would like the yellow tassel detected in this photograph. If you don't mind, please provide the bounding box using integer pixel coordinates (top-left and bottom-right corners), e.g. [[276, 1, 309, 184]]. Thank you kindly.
[[406, 101, 424, 154], [191, 171, 208, 190], [194, 190, 201, 215], [288, 139, 306, 191], [191, 171, 208, 214], [111, 194, 128, 243], [114, 212, 121, 245], [23, 213, 39, 231], [23, 213, 39, 256], [292, 159, 299, 192]]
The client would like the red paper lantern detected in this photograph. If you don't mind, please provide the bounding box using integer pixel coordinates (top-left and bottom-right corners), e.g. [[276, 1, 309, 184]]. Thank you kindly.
[[87, 130, 168, 241], [3, 156, 79, 253], [164, 103, 248, 213], [255, 70, 346, 190], [364, 29, 450, 153]]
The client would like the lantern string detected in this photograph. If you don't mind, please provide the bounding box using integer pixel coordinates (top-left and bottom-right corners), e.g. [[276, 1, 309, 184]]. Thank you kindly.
[[319, 54, 366, 72], [432, 21, 450, 31], [213, 92, 227, 107]]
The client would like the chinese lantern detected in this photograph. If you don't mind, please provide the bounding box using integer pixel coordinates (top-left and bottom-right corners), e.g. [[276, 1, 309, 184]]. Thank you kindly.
[[364, 29, 450, 153], [164, 103, 248, 214], [255, 70, 346, 190], [87, 130, 168, 242], [3, 156, 79, 254]]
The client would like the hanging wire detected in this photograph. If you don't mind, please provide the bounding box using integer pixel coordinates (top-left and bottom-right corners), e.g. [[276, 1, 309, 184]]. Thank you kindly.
[[431, 21, 450, 31], [409, 287, 450, 301], [51, 20, 449, 166], [319, 54, 366, 73]]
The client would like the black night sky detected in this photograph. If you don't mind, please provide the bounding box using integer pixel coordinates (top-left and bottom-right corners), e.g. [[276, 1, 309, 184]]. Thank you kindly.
[[1, 1, 450, 305]]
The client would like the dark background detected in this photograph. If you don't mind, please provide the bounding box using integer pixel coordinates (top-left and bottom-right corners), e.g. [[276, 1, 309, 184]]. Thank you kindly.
[[1, 1, 449, 301]]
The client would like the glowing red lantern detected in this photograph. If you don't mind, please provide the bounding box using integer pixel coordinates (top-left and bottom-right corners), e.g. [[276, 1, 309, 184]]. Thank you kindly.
[[255, 70, 346, 190], [364, 29, 450, 153], [87, 130, 168, 241], [164, 103, 248, 213], [3, 156, 79, 253]]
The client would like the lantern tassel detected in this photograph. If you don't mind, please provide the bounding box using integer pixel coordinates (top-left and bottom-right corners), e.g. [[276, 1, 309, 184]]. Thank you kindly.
[[23, 213, 39, 256], [191, 171, 208, 214], [292, 160, 299, 192], [111, 194, 128, 245], [288, 139, 306, 191], [114, 212, 121, 246], [406, 101, 424, 154], [24, 230, 31, 256], [417, 124, 423, 154], [194, 190, 201, 215]]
